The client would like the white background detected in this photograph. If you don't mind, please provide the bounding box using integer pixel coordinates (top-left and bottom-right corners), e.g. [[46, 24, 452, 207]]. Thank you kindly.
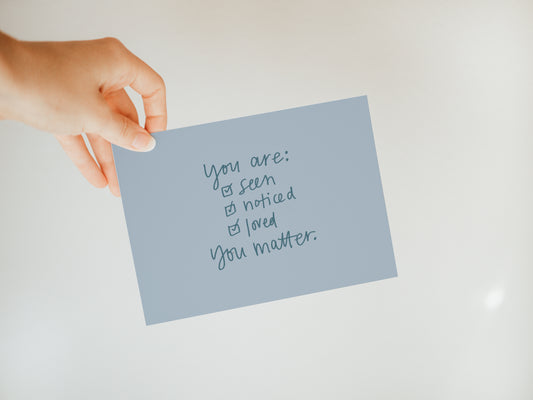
[[0, 0, 532, 398]]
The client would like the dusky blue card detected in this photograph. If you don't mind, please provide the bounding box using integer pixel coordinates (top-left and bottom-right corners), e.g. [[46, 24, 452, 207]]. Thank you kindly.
[[113, 96, 397, 325]]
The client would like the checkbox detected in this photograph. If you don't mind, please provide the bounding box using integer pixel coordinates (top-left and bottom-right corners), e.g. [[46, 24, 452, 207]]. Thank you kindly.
[[221, 184, 233, 198], [225, 201, 237, 217], [228, 219, 240, 237]]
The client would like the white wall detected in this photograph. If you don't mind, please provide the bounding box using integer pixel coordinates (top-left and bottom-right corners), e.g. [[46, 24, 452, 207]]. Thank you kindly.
[[0, 0, 532, 398]]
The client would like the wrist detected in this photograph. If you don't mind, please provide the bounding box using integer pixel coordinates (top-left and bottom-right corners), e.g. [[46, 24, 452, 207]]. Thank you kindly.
[[0, 33, 26, 120]]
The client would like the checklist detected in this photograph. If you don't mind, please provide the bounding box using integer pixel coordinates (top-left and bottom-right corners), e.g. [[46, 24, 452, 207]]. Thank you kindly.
[[221, 184, 233, 198], [113, 96, 397, 324], [224, 201, 236, 217], [227, 219, 240, 237]]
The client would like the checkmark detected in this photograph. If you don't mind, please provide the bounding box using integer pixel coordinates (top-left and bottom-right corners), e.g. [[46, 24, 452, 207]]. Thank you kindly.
[[221, 184, 233, 198], [228, 219, 240, 237], [225, 201, 237, 217]]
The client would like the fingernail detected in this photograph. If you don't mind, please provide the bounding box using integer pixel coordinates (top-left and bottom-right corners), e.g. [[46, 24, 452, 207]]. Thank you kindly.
[[132, 133, 156, 151]]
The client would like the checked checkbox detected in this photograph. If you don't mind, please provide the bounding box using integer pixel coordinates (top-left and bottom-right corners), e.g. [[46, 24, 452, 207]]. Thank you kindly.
[[225, 201, 237, 217], [228, 219, 240, 237], [221, 184, 233, 198]]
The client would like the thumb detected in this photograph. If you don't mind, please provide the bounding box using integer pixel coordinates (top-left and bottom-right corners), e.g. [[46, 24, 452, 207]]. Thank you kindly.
[[90, 107, 156, 152]]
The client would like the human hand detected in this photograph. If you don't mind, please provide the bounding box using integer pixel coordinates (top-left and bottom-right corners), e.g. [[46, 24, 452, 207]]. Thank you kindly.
[[0, 33, 166, 196]]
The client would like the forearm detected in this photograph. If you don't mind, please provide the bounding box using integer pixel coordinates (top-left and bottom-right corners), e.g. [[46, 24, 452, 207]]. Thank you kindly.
[[0, 31, 24, 120], [0, 32, 76, 129]]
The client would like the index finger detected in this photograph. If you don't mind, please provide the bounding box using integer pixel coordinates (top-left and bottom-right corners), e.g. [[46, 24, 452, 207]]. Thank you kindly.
[[126, 51, 167, 133]]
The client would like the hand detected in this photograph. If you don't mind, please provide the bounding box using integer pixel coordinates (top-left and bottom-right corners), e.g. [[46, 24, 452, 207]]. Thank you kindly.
[[0, 33, 167, 196]]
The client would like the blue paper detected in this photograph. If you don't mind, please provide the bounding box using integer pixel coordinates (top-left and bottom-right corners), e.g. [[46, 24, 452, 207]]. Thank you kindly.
[[113, 96, 397, 324]]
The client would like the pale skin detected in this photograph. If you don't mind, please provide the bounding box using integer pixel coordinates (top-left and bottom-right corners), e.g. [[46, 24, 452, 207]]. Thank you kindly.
[[0, 31, 167, 196]]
